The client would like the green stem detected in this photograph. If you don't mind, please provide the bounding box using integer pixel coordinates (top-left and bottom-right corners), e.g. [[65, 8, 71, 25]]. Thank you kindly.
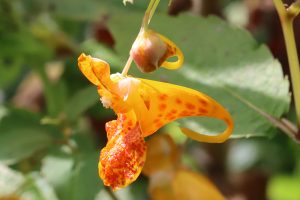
[[121, 55, 133, 76], [142, 0, 161, 30], [104, 187, 119, 200], [225, 86, 299, 143], [287, 1, 300, 17], [273, 0, 300, 130]]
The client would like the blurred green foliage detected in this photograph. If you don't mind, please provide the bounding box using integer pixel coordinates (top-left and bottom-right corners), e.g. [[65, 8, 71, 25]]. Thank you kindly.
[[0, 0, 299, 199]]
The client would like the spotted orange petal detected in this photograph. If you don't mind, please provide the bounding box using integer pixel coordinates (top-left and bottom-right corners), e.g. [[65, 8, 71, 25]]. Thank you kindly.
[[99, 111, 147, 190], [131, 79, 234, 143]]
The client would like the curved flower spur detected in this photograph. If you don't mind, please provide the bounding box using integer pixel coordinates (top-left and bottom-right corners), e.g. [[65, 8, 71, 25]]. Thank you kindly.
[[77, 0, 233, 190]]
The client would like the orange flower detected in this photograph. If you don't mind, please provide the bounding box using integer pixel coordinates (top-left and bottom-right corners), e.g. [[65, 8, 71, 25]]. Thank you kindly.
[[143, 134, 226, 200], [78, 53, 234, 190]]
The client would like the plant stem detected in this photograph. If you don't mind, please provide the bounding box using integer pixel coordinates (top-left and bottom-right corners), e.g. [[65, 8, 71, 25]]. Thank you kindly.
[[121, 0, 161, 75], [225, 86, 299, 143], [121, 56, 133, 75], [143, 0, 161, 30], [104, 187, 119, 200], [273, 0, 300, 130], [287, 1, 300, 17]]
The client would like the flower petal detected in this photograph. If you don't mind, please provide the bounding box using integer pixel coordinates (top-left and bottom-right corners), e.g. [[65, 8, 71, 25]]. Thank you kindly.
[[78, 53, 114, 96], [142, 134, 179, 176], [147, 170, 226, 200], [134, 79, 234, 143], [148, 171, 175, 200], [98, 112, 147, 190], [78, 53, 104, 85], [172, 170, 226, 200]]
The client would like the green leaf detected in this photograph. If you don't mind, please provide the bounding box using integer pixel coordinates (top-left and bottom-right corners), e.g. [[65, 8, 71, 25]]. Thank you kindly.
[[226, 137, 295, 173], [41, 153, 75, 199], [0, 165, 59, 199], [51, 0, 104, 20], [65, 86, 99, 121], [0, 108, 53, 165], [43, 80, 68, 117], [41, 146, 103, 200], [268, 175, 300, 200], [95, 177, 148, 200], [46, 0, 169, 20], [0, 164, 25, 196], [70, 152, 103, 200], [0, 128, 52, 165], [123, 0, 134, 5], [80, 40, 123, 70], [106, 12, 290, 138], [0, 58, 23, 89], [162, 122, 187, 144], [20, 173, 59, 200], [117, 0, 170, 13]]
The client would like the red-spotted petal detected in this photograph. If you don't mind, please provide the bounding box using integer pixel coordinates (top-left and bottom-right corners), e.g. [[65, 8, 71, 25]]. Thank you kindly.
[[99, 113, 147, 190]]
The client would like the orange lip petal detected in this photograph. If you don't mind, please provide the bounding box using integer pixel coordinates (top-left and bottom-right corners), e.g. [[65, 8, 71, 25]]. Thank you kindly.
[[99, 114, 147, 190]]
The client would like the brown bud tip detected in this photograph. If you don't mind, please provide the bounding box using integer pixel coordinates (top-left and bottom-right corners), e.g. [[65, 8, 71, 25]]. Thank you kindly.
[[130, 30, 167, 73]]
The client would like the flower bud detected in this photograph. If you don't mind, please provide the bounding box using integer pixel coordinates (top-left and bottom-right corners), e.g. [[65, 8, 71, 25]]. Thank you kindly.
[[130, 30, 167, 72], [130, 29, 184, 73]]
